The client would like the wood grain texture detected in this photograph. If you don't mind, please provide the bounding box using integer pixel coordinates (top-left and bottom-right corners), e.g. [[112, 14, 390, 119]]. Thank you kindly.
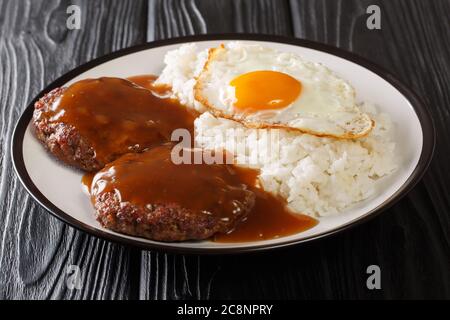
[[1, 0, 449, 300], [288, 0, 450, 299], [147, 0, 293, 40], [143, 0, 296, 300], [0, 0, 147, 299], [144, 0, 450, 299]]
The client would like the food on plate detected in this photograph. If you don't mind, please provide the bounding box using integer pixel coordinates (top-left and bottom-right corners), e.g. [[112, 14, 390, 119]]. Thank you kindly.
[[195, 106, 396, 217], [88, 144, 256, 241], [156, 42, 398, 217], [86, 143, 317, 242], [158, 42, 373, 139], [33, 87, 99, 171], [32, 77, 197, 171], [213, 183, 317, 242], [32, 41, 398, 243]]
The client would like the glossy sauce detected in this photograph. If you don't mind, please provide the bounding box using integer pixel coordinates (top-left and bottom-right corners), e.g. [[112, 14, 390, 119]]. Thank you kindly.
[[81, 172, 95, 195], [79, 75, 318, 242], [90, 144, 255, 222], [127, 75, 160, 91], [214, 187, 318, 242], [41, 77, 198, 166], [212, 163, 317, 242]]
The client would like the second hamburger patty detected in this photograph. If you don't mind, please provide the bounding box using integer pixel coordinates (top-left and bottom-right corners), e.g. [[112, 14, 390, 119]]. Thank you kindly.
[[32, 77, 198, 172], [90, 144, 256, 241]]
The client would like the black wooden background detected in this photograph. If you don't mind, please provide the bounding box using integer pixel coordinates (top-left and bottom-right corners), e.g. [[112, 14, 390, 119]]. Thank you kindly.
[[0, 0, 449, 299]]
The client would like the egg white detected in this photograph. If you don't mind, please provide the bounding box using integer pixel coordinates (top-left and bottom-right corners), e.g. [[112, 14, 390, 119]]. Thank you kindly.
[[194, 42, 373, 139]]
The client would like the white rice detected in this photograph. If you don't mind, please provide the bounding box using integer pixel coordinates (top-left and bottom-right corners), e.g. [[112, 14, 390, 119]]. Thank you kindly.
[[155, 43, 208, 113], [156, 43, 398, 217]]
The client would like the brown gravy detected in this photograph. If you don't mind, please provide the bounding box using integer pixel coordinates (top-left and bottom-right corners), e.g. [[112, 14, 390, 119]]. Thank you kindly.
[[45, 77, 198, 166], [89, 144, 255, 221], [79, 75, 317, 242], [214, 187, 318, 242], [127, 75, 160, 91], [213, 163, 317, 242], [81, 172, 95, 194]]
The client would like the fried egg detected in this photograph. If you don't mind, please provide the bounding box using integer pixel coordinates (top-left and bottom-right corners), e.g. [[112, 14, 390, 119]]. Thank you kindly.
[[194, 42, 374, 139]]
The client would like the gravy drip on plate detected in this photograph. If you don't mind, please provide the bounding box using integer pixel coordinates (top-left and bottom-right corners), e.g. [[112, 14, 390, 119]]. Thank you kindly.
[[214, 167, 318, 242], [79, 75, 317, 242]]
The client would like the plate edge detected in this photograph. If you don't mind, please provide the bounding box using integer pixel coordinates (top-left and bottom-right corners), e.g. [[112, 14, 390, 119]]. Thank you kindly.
[[10, 34, 436, 254]]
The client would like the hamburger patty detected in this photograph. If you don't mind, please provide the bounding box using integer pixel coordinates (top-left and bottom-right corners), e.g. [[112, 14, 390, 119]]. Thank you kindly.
[[33, 87, 102, 171], [90, 145, 256, 241], [32, 77, 197, 172], [33, 77, 257, 242]]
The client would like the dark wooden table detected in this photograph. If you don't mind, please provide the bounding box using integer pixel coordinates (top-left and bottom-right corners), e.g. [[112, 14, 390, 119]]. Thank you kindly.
[[0, 0, 449, 300]]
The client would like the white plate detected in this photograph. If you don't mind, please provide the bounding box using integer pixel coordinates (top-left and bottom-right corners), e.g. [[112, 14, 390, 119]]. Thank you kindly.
[[12, 35, 435, 253]]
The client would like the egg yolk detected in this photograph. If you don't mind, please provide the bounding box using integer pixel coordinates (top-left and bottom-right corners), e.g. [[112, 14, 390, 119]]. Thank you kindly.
[[230, 70, 301, 112]]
